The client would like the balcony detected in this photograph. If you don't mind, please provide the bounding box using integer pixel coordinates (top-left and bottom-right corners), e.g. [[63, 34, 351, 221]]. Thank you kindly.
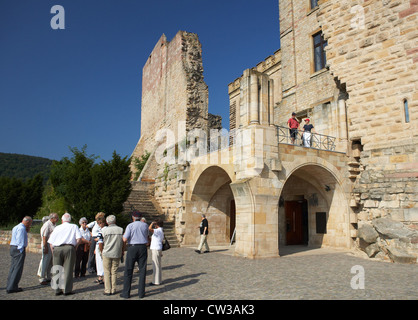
[[276, 125, 336, 152]]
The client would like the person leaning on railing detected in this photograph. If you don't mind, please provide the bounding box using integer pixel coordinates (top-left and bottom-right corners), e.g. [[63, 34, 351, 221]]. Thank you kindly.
[[301, 118, 315, 148], [287, 112, 300, 144]]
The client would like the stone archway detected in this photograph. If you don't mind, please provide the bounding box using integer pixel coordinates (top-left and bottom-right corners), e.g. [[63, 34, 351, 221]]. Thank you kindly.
[[182, 166, 235, 246], [279, 164, 351, 252]]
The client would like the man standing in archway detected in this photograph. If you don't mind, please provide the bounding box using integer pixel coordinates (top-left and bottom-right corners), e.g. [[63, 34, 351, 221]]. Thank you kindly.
[[195, 214, 210, 254]]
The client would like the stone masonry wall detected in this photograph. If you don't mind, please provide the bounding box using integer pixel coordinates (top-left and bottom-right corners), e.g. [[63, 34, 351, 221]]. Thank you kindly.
[[316, 0, 418, 262]]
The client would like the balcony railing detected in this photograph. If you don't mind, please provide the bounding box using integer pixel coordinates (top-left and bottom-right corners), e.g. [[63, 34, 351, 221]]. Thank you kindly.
[[276, 125, 336, 151]]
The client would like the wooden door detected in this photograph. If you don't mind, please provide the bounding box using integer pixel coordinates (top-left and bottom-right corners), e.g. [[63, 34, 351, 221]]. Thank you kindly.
[[285, 201, 303, 245]]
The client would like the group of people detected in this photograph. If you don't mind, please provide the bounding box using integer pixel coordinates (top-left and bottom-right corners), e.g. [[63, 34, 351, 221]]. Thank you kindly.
[[287, 112, 315, 147], [6, 210, 166, 298]]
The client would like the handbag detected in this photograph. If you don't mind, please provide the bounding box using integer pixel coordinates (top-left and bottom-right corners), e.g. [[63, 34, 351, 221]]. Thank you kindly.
[[162, 236, 171, 251]]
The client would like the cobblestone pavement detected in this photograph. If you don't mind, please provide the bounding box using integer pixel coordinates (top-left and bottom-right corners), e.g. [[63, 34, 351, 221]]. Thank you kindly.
[[0, 244, 417, 301]]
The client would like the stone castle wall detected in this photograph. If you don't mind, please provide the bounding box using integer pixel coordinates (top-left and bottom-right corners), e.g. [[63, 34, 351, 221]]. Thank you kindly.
[[316, 0, 418, 261]]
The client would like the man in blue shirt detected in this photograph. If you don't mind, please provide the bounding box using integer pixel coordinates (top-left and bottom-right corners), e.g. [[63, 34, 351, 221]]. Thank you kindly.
[[6, 216, 33, 293], [120, 211, 149, 299]]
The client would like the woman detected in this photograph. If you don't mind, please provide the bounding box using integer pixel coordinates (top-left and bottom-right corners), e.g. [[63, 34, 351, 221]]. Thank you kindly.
[[74, 217, 91, 278], [86, 212, 105, 274], [302, 118, 314, 148], [94, 217, 106, 285], [148, 219, 164, 286]]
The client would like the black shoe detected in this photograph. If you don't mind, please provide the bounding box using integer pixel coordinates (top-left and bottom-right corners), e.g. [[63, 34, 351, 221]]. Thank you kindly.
[[55, 291, 63, 296], [195, 250, 201, 254], [6, 288, 23, 294], [103, 292, 111, 296], [203, 250, 210, 253], [64, 292, 75, 296], [120, 294, 130, 299]]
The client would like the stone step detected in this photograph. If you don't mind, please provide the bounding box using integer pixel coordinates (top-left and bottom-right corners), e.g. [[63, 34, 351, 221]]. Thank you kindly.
[[123, 185, 179, 247]]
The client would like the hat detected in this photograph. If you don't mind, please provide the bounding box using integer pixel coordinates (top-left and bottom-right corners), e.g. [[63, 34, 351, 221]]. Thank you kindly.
[[292, 112, 296, 116], [305, 118, 310, 122], [131, 211, 142, 218]]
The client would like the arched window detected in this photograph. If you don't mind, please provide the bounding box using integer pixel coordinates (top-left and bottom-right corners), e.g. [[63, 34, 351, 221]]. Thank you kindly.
[[404, 99, 410, 123]]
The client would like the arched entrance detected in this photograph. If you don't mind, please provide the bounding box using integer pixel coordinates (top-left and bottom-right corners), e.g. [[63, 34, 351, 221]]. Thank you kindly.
[[278, 164, 350, 251], [185, 166, 236, 246]]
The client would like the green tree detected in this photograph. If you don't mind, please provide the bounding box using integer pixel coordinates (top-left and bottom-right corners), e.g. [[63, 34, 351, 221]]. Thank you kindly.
[[49, 146, 132, 225], [0, 175, 44, 225]]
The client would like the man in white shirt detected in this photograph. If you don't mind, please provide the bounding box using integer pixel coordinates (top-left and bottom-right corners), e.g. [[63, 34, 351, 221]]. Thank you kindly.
[[39, 213, 59, 285], [48, 213, 82, 296]]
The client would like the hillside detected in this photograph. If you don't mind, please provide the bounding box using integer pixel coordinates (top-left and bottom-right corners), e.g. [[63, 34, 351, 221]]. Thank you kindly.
[[0, 152, 53, 182]]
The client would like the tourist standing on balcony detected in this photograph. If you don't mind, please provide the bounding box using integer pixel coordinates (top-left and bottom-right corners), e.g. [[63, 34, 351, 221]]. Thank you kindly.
[[302, 118, 315, 147], [287, 112, 300, 144], [6, 216, 32, 294]]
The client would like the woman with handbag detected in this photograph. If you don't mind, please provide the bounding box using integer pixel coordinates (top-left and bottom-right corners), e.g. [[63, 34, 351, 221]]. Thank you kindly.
[[148, 219, 164, 286]]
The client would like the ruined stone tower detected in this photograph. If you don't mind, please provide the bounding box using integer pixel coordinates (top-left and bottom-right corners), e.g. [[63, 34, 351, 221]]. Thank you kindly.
[[131, 31, 220, 179]]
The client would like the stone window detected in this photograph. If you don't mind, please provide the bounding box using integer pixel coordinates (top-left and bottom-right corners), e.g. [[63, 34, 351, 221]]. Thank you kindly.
[[310, 0, 318, 9], [404, 99, 410, 123], [313, 31, 327, 72]]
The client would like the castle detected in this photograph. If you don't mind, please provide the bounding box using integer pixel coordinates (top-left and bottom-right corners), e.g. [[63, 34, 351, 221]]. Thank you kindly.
[[130, 0, 417, 262]]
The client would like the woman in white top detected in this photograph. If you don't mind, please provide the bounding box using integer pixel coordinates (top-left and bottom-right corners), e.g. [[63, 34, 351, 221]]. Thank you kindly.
[[148, 219, 164, 285], [94, 218, 106, 284]]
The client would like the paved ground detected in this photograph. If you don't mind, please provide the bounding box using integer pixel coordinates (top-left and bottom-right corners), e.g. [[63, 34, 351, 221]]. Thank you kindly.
[[0, 244, 416, 301]]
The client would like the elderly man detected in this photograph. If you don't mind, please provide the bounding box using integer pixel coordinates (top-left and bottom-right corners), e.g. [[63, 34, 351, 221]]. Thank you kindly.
[[99, 215, 124, 296], [39, 213, 59, 285], [6, 216, 33, 293], [48, 213, 82, 296], [120, 211, 149, 299]]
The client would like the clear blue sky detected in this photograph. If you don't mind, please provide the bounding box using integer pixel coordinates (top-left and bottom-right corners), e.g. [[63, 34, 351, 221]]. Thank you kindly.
[[0, 0, 280, 161]]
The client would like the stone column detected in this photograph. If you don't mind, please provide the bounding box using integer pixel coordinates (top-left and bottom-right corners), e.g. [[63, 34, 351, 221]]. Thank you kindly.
[[249, 71, 259, 124]]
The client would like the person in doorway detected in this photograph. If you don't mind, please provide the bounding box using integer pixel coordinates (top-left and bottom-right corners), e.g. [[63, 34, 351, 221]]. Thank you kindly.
[[195, 214, 209, 254], [6, 216, 33, 293], [287, 112, 300, 144], [301, 118, 314, 147]]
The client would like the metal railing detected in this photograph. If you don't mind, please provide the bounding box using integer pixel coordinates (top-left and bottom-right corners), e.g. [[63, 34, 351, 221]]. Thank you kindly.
[[276, 125, 336, 151]]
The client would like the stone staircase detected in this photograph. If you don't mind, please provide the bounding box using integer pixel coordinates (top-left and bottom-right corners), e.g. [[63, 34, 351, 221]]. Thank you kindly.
[[123, 185, 179, 248]]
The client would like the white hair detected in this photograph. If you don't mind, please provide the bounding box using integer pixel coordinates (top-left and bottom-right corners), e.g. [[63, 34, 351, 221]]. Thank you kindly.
[[106, 215, 116, 225], [79, 217, 88, 225], [62, 213, 71, 223]]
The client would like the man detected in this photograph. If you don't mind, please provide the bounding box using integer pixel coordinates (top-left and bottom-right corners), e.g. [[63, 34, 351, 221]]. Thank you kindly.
[[99, 215, 124, 296], [195, 214, 209, 254], [6, 216, 33, 293], [39, 213, 59, 285], [48, 213, 82, 296], [120, 211, 149, 299], [287, 112, 300, 144]]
